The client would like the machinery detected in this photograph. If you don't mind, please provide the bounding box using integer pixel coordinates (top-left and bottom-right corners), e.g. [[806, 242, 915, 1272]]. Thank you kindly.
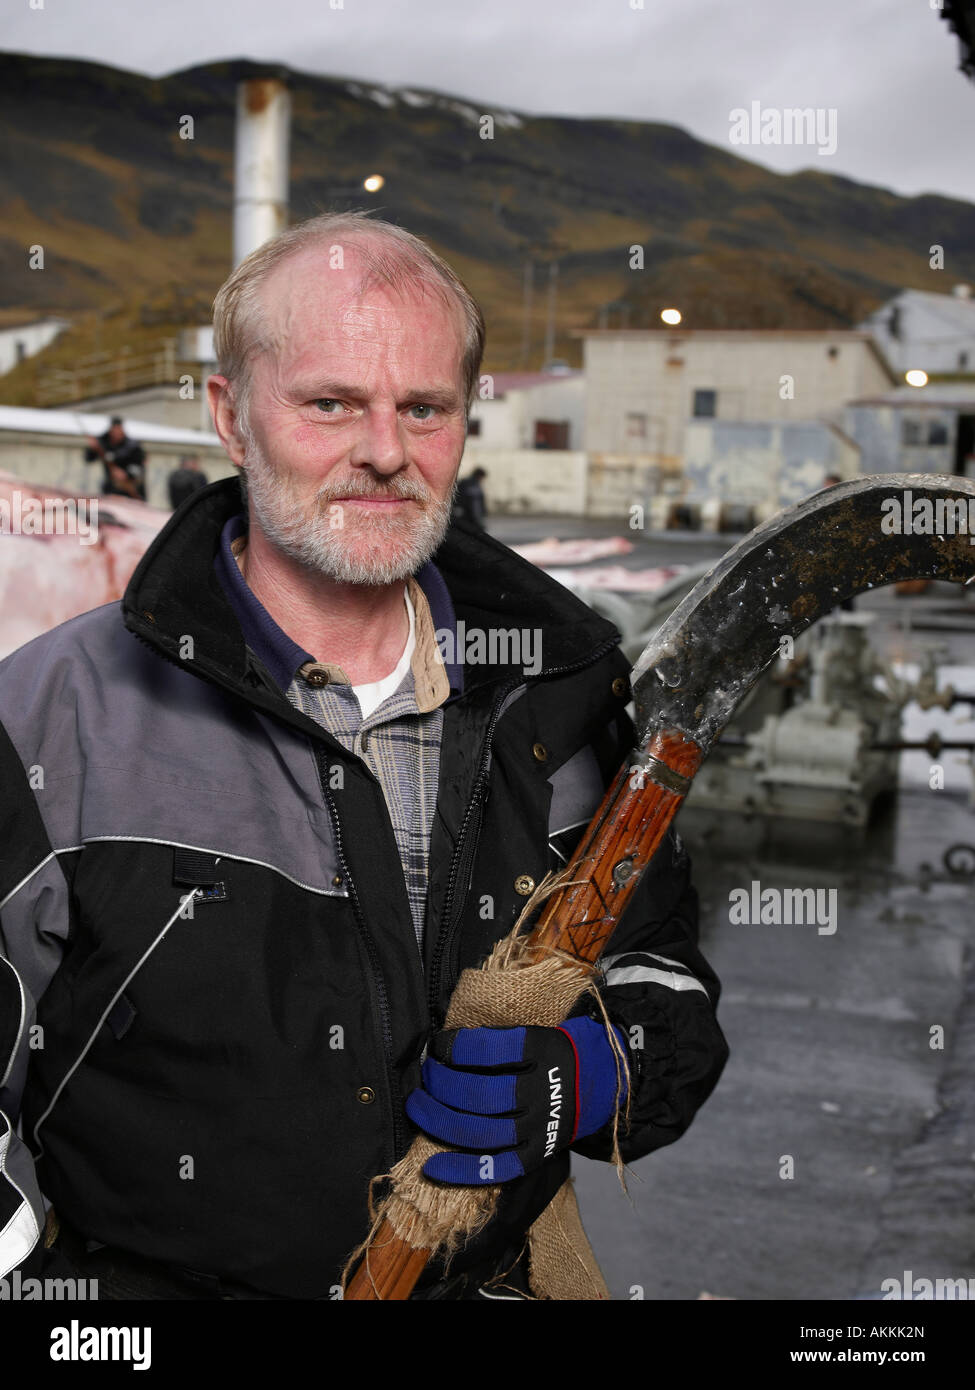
[[572, 574, 975, 828]]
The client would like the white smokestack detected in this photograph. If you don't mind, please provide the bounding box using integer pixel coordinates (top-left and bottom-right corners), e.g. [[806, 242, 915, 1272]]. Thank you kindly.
[[233, 79, 291, 267]]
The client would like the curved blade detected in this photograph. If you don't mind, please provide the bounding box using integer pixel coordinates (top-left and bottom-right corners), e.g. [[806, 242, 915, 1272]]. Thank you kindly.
[[631, 473, 975, 752]]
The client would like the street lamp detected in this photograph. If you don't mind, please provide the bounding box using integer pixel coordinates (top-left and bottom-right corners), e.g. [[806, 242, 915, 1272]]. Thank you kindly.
[[661, 308, 682, 326], [905, 369, 929, 387], [323, 174, 386, 201]]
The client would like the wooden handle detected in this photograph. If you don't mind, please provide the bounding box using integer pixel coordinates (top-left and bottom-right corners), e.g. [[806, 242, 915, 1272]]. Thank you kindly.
[[342, 728, 702, 1300], [344, 1219, 433, 1300], [533, 729, 703, 962]]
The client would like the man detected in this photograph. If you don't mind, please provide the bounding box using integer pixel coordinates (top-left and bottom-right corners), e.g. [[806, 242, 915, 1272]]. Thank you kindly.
[[453, 465, 487, 528], [167, 454, 209, 511], [83, 416, 147, 500], [0, 212, 728, 1300]]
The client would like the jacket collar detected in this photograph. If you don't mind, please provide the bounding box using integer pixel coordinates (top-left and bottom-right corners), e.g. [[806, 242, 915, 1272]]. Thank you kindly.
[[122, 477, 620, 700], [212, 511, 464, 697]]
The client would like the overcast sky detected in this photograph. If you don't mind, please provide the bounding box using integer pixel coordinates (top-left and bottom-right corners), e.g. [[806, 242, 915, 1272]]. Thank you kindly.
[[5, 0, 974, 202]]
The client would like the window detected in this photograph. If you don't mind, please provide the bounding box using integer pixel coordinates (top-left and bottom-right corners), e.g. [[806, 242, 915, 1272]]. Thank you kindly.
[[902, 419, 923, 446], [959, 352, 969, 370], [928, 420, 948, 446], [535, 420, 569, 449], [693, 389, 717, 418], [625, 412, 647, 440]]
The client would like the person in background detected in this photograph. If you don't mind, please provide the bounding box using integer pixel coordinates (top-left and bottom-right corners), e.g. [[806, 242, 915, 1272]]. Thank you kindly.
[[453, 465, 487, 527], [168, 455, 209, 510], [84, 417, 146, 501]]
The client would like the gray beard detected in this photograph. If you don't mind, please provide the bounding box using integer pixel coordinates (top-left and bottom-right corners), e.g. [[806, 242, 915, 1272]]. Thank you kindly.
[[241, 444, 456, 586]]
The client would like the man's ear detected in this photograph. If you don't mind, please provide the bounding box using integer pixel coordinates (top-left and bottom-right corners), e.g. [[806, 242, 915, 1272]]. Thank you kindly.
[[206, 374, 248, 467]]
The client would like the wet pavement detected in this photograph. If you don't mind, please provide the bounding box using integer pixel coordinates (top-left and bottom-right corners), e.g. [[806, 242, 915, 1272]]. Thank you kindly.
[[488, 514, 975, 1301]]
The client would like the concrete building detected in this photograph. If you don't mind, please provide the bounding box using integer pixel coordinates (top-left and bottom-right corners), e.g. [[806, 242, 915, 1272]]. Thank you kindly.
[[844, 383, 975, 478], [683, 418, 861, 517], [859, 286, 975, 377], [0, 406, 233, 511], [0, 318, 69, 376], [578, 329, 896, 460], [467, 369, 585, 450], [459, 445, 589, 516], [568, 329, 893, 524]]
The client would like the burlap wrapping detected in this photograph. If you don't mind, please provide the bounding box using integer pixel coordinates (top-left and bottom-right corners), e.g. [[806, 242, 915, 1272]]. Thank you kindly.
[[345, 880, 626, 1300], [527, 1176, 610, 1300]]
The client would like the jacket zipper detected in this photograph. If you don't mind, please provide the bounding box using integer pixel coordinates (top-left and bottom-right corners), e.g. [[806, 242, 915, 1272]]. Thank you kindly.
[[312, 745, 406, 1162], [427, 636, 621, 1023]]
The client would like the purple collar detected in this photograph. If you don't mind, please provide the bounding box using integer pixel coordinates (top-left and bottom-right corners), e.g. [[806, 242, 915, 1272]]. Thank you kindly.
[[214, 513, 463, 696]]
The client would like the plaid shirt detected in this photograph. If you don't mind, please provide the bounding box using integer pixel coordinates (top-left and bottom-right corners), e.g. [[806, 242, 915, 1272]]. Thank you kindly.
[[285, 581, 449, 949], [214, 516, 458, 952]]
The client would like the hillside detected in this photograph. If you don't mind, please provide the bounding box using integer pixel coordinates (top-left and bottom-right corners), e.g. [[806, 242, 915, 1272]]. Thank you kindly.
[[2, 52, 975, 404]]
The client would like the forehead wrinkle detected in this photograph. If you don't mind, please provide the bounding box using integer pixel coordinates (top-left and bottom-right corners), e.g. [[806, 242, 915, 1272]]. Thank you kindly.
[[252, 245, 467, 393]]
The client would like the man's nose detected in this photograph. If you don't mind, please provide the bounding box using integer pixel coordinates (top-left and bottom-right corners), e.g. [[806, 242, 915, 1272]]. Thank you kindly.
[[348, 405, 408, 475]]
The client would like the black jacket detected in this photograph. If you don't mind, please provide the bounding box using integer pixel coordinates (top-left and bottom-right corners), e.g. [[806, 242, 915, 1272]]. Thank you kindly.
[[0, 478, 728, 1297]]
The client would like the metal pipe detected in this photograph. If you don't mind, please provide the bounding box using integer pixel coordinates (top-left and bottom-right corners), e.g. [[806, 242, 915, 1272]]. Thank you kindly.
[[233, 79, 291, 267]]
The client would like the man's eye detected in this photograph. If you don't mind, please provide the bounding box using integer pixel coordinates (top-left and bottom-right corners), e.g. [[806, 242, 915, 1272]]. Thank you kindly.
[[314, 399, 346, 414], [408, 404, 437, 420]]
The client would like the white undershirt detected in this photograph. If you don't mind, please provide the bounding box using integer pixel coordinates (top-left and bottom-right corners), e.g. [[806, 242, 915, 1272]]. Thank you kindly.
[[351, 586, 416, 720]]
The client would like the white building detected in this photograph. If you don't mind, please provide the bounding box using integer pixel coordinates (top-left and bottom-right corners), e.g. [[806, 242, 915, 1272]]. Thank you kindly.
[[0, 318, 69, 376], [844, 382, 975, 478], [467, 369, 585, 450], [859, 286, 975, 377], [579, 329, 896, 461]]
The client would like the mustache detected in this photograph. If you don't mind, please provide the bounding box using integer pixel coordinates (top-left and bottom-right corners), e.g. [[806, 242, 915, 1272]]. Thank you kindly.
[[313, 475, 433, 505]]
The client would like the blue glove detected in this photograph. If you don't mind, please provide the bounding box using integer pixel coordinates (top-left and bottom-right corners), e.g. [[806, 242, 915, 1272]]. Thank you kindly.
[[405, 1015, 628, 1185]]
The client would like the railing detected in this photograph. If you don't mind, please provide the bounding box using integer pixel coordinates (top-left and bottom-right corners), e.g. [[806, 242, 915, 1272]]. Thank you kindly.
[[35, 339, 183, 406]]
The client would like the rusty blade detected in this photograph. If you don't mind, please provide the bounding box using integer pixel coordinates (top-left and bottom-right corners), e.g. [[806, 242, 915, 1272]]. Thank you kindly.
[[631, 473, 975, 755]]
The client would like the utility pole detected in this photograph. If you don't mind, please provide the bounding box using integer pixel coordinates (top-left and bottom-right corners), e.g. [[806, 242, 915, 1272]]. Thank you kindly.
[[520, 260, 534, 368], [543, 260, 559, 366]]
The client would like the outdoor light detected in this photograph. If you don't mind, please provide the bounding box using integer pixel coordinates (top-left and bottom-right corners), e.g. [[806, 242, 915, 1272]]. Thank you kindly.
[[363, 175, 385, 192], [905, 368, 929, 388], [661, 308, 682, 325]]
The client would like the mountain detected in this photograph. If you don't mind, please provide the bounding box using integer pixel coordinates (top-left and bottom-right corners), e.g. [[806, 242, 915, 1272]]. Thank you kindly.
[[2, 51, 975, 404]]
